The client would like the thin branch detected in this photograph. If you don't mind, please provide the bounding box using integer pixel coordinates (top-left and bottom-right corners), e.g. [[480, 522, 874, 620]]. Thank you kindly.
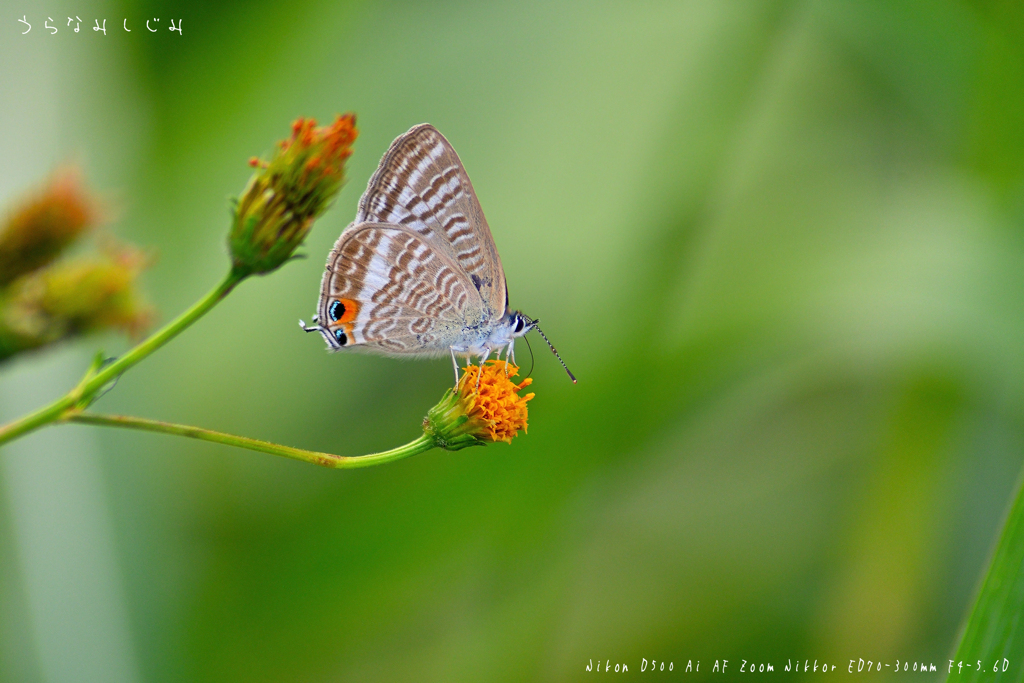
[[63, 412, 436, 469], [0, 270, 242, 447]]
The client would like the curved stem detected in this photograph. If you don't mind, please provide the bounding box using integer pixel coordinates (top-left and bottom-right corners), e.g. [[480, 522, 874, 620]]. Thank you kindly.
[[64, 412, 437, 469], [0, 270, 243, 447]]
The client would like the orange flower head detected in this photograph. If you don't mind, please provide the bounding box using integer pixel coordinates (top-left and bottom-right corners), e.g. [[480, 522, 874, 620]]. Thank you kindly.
[[230, 114, 358, 276], [424, 360, 535, 450]]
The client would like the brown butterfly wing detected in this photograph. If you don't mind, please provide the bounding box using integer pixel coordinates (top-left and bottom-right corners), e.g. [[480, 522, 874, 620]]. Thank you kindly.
[[318, 223, 479, 356], [355, 124, 508, 317]]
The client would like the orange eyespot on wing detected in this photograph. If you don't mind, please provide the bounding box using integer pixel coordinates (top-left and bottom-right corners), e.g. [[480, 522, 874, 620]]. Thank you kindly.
[[327, 298, 359, 324]]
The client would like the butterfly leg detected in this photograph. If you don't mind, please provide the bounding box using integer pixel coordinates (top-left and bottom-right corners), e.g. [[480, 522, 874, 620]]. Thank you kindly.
[[476, 346, 492, 391], [505, 339, 516, 374], [450, 347, 461, 387]]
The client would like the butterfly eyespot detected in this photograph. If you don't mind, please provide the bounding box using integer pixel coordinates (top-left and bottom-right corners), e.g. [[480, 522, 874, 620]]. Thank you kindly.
[[334, 328, 348, 346], [326, 297, 359, 323]]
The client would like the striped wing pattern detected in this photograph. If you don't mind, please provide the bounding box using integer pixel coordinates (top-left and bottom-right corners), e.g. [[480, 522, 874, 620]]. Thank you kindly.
[[320, 223, 478, 356], [355, 124, 507, 315]]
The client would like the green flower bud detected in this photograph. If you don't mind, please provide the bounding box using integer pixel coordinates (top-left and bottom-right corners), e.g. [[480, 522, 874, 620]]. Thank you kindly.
[[0, 244, 152, 362], [0, 169, 96, 287], [229, 114, 358, 277]]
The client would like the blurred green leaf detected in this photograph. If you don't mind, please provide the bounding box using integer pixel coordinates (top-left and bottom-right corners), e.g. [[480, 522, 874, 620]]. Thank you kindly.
[[947, 472, 1024, 682]]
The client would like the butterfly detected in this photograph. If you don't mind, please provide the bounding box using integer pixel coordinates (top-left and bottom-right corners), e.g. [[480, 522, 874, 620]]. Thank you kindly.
[[302, 123, 574, 384]]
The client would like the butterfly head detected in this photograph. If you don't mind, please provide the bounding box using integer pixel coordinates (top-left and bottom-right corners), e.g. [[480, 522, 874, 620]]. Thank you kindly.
[[509, 310, 535, 338], [509, 311, 576, 383]]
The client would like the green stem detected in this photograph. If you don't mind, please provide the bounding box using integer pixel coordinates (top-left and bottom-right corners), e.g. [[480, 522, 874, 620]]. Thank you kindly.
[[64, 412, 436, 468], [0, 270, 243, 447]]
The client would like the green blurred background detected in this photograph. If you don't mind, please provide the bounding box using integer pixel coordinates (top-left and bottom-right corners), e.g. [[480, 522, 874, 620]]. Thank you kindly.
[[3, 0, 1024, 680]]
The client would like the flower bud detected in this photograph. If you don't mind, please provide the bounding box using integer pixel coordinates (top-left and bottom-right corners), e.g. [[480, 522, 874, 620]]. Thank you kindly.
[[423, 360, 535, 450], [0, 243, 152, 362], [0, 169, 96, 286], [229, 114, 358, 277]]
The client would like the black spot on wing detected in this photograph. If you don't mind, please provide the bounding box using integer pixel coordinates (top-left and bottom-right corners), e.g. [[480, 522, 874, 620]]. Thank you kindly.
[[471, 274, 490, 292]]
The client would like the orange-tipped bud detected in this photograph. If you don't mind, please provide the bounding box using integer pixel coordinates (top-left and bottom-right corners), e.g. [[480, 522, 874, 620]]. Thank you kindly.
[[0, 243, 152, 362], [0, 169, 97, 286], [229, 114, 358, 277]]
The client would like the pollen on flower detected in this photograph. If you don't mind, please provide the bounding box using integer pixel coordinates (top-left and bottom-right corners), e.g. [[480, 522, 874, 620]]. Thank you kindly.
[[457, 360, 535, 443]]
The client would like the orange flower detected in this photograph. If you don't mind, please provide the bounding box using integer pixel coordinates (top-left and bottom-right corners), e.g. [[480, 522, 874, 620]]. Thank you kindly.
[[230, 114, 358, 277], [424, 360, 535, 450], [457, 361, 535, 443]]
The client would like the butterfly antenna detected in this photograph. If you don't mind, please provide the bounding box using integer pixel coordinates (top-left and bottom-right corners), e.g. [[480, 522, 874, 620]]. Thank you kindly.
[[523, 334, 536, 379], [530, 319, 576, 383]]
